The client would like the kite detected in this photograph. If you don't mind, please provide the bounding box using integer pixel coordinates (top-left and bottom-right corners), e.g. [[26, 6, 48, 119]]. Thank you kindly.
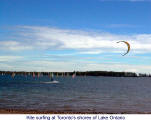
[[117, 41, 130, 56]]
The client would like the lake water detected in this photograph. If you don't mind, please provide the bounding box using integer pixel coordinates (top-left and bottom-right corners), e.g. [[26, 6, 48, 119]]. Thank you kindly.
[[0, 75, 151, 113]]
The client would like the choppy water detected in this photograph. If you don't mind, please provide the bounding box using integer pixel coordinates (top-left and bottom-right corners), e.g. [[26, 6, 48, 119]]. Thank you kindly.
[[0, 75, 151, 113]]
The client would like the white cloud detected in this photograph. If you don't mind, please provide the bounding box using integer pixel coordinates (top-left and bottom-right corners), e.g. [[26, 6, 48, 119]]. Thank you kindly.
[[0, 26, 151, 73], [0, 63, 14, 70], [80, 62, 151, 74], [1, 26, 151, 55], [1, 59, 151, 73], [0, 41, 33, 51], [0, 56, 23, 62], [78, 51, 103, 54]]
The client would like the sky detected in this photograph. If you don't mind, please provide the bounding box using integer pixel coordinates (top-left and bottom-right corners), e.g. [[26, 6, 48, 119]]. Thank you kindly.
[[0, 0, 151, 73]]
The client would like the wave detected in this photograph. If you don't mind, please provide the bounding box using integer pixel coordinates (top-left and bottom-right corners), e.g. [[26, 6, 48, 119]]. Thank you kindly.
[[40, 81, 59, 84]]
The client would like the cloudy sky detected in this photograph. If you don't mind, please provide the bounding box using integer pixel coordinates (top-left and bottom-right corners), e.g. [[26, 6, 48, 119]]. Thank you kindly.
[[0, 0, 151, 73]]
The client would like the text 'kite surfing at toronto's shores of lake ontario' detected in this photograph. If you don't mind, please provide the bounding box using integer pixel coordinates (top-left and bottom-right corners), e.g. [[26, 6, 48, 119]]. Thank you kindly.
[[0, 0, 151, 114]]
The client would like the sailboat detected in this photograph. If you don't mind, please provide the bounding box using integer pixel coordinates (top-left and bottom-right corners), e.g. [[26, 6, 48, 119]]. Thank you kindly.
[[50, 73, 54, 81], [38, 72, 41, 78], [56, 72, 58, 77], [72, 72, 76, 79], [32, 72, 35, 78], [43, 72, 59, 84], [12, 72, 15, 78]]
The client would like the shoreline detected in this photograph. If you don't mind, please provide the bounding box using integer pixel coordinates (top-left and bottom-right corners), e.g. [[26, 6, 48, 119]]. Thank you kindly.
[[1, 71, 150, 77], [0, 109, 150, 114]]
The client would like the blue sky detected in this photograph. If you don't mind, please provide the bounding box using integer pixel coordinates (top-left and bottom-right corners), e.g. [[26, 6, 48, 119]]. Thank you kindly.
[[0, 0, 151, 73]]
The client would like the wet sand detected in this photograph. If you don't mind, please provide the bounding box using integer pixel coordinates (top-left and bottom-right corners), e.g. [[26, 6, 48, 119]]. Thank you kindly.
[[0, 109, 93, 114], [0, 109, 150, 114]]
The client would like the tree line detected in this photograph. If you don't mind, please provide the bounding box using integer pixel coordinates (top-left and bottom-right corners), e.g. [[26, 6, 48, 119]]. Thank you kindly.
[[0, 70, 150, 77]]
